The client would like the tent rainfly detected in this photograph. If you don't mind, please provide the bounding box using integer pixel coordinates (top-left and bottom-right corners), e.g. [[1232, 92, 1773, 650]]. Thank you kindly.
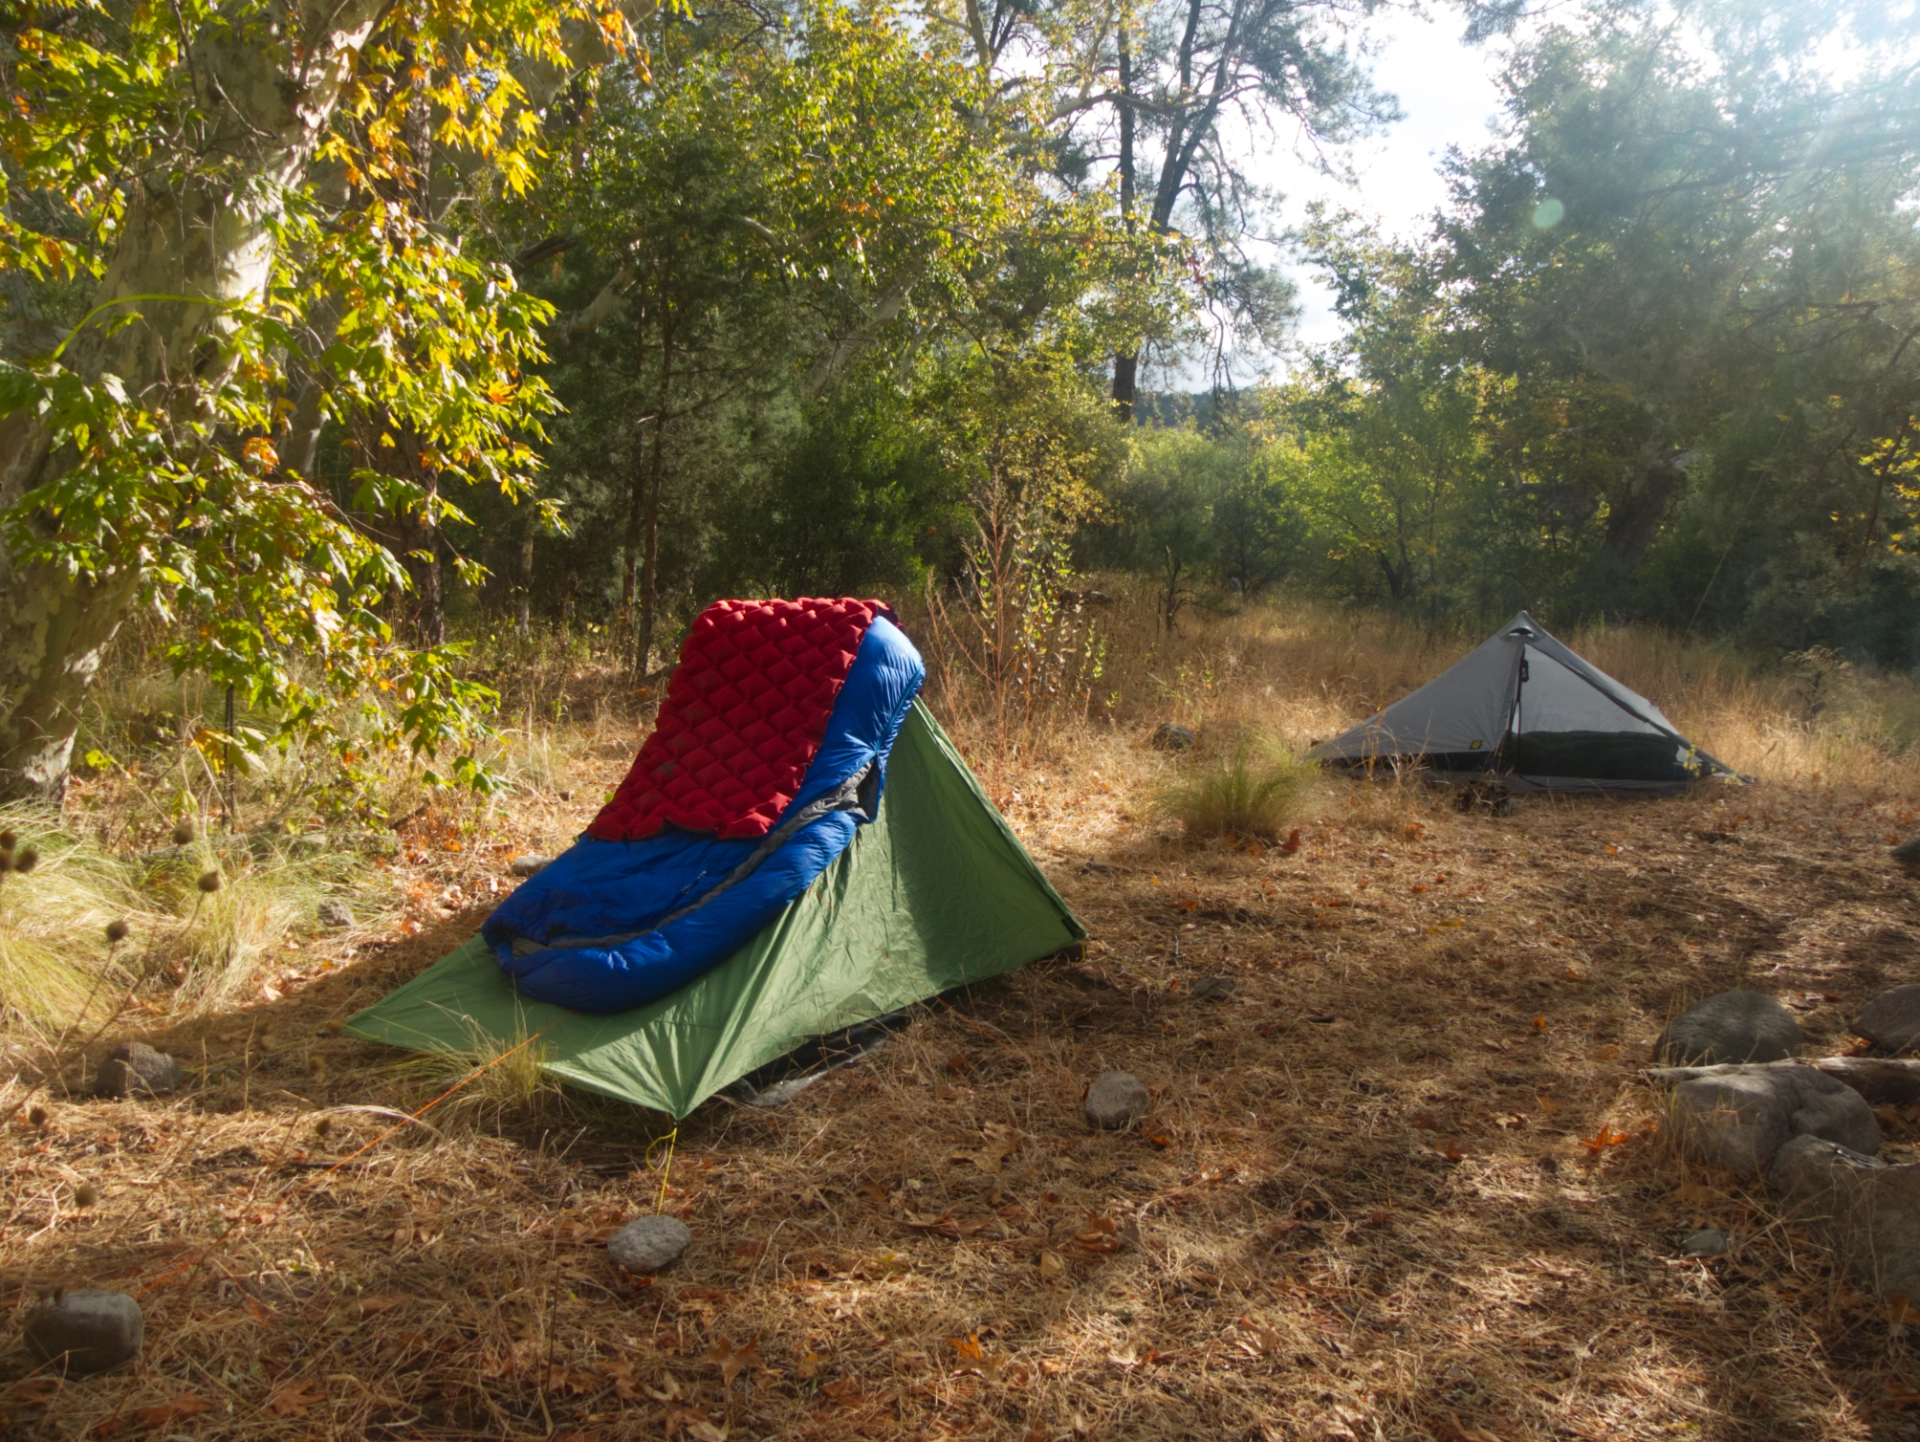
[[348, 598, 1082, 1119], [1308, 611, 1739, 794]]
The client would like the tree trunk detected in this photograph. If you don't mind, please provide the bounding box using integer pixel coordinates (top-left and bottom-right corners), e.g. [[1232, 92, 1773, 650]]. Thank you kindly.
[[1603, 459, 1686, 575], [516, 527, 535, 639], [636, 316, 675, 676], [396, 475, 446, 646], [1111, 11, 1137, 424], [0, 1, 385, 802]]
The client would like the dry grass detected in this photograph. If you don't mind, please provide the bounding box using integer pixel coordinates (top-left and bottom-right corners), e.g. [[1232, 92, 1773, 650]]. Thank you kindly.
[[1153, 735, 1314, 842], [4, 596, 1920, 1440]]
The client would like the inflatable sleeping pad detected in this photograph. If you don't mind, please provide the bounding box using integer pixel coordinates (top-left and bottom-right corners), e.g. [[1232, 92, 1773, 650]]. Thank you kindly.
[[483, 597, 925, 1012]]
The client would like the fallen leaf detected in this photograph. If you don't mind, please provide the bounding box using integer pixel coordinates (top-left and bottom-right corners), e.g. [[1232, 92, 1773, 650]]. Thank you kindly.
[[1885, 1380, 1920, 1412], [268, 1379, 322, 1416], [137, 1393, 214, 1427], [703, 1337, 760, 1387], [1279, 828, 1302, 854], [795, 1351, 824, 1379], [820, 1376, 869, 1406], [1038, 1251, 1065, 1278], [1530, 1015, 1547, 1032], [351, 1293, 408, 1318], [1580, 1126, 1630, 1155]]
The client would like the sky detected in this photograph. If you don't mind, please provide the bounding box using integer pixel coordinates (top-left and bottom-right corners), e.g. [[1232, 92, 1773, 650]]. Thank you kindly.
[[1254, 7, 1513, 358]]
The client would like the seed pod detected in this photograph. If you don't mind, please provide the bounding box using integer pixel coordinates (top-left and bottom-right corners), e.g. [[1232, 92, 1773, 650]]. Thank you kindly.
[[72, 1181, 98, 1208], [105, 919, 130, 944], [14, 849, 39, 874], [27, 1105, 47, 1128], [171, 819, 195, 847], [0, 830, 16, 851], [322, 1018, 346, 1036], [313, 1116, 333, 1140], [197, 870, 222, 894]]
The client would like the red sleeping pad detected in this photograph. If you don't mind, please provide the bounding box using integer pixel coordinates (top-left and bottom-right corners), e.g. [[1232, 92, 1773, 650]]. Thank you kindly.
[[587, 597, 890, 842]]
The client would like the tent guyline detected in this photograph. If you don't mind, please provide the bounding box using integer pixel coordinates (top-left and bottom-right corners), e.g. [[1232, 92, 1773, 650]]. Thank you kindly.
[[1309, 611, 1740, 795]]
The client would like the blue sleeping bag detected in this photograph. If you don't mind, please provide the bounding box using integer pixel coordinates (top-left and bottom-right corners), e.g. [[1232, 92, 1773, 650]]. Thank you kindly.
[[483, 615, 925, 1012]]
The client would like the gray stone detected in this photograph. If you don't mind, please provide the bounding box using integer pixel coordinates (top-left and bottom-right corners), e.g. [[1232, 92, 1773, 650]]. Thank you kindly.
[[317, 897, 354, 929], [24, 1289, 143, 1372], [608, 1215, 691, 1273], [93, 1042, 183, 1099], [1085, 1071, 1150, 1130], [1149, 724, 1195, 752], [1681, 1228, 1729, 1258], [1892, 837, 1920, 867], [1666, 1063, 1879, 1176], [509, 855, 554, 879], [1769, 1135, 1920, 1302], [1654, 990, 1802, 1066], [1853, 984, 1920, 1054], [1190, 977, 1235, 1002]]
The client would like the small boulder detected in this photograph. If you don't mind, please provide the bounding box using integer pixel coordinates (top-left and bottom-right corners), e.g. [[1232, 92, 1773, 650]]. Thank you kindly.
[[1149, 724, 1195, 752], [93, 1042, 183, 1099], [317, 897, 354, 929], [608, 1215, 691, 1274], [1852, 983, 1920, 1054], [1085, 1071, 1150, 1130], [1654, 990, 1801, 1067], [1769, 1135, 1920, 1302], [1190, 977, 1236, 1002], [509, 855, 553, 879], [1666, 1063, 1878, 1176], [1681, 1228, 1729, 1258], [1891, 837, 1920, 868], [24, 1289, 143, 1372]]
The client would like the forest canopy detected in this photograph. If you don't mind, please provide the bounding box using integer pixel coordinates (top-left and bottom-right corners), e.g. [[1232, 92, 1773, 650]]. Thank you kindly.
[[0, 0, 1916, 799]]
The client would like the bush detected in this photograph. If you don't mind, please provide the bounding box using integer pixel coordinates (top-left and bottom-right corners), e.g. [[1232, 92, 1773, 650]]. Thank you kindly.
[[1155, 735, 1313, 840]]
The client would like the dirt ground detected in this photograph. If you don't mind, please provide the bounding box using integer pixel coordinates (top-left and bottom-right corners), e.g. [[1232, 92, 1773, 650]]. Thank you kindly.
[[5, 720, 1920, 1441]]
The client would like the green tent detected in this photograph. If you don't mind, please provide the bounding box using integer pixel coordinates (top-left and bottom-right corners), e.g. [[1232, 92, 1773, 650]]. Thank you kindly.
[[346, 701, 1083, 1118]]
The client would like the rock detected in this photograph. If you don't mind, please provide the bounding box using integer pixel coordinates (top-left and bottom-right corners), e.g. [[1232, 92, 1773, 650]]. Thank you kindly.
[[317, 897, 354, 929], [1654, 990, 1801, 1066], [1665, 1062, 1879, 1176], [1768, 1135, 1920, 1302], [1892, 837, 1920, 867], [608, 1215, 691, 1273], [509, 855, 553, 879], [93, 1042, 183, 1099], [1085, 1071, 1150, 1130], [1853, 983, 1920, 1054], [24, 1289, 144, 1372], [1149, 724, 1195, 752], [1190, 977, 1235, 1002], [1681, 1228, 1729, 1258]]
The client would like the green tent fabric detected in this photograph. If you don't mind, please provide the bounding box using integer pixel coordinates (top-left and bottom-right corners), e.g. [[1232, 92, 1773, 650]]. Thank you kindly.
[[346, 701, 1083, 1118]]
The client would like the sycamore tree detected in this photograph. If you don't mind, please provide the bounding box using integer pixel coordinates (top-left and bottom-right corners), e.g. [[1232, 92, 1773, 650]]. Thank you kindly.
[[0, 0, 631, 803]]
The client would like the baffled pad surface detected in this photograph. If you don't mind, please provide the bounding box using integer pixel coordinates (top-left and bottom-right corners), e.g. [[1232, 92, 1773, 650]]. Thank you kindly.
[[589, 598, 889, 841]]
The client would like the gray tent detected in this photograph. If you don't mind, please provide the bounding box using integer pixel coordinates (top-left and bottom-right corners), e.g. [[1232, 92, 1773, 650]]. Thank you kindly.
[[1310, 612, 1738, 793]]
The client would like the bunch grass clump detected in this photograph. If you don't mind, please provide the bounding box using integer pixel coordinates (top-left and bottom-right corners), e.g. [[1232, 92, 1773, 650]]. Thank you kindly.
[[1155, 733, 1314, 840], [393, 1017, 571, 1134], [0, 809, 153, 1026]]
